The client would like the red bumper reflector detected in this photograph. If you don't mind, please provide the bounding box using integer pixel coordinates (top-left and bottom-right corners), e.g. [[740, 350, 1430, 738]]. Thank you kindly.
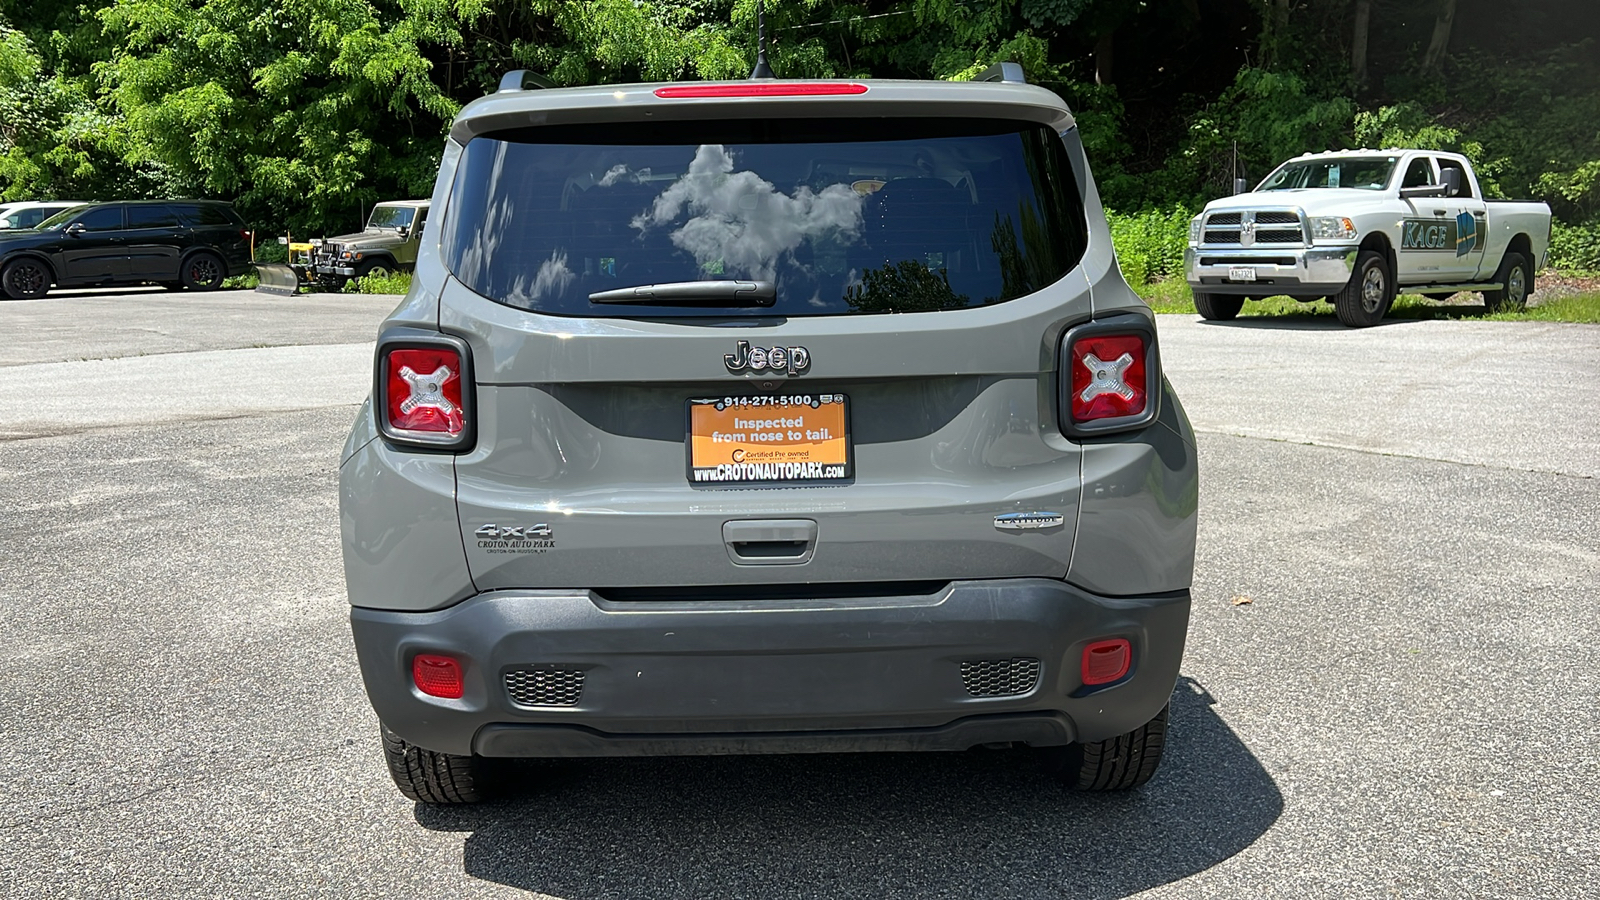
[[654, 83, 868, 98], [1081, 639, 1132, 685], [412, 654, 464, 699]]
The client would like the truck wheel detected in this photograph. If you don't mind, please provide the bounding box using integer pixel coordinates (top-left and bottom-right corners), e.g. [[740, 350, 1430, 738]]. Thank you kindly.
[[1332, 249, 1393, 327], [355, 259, 394, 280], [1482, 252, 1530, 313], [181, 252, 226, 291], [381, 724, 485, 804], [1039, 703, 1168, 790], [1193, 293, 1244, 321], [1, 257, 52, 300]]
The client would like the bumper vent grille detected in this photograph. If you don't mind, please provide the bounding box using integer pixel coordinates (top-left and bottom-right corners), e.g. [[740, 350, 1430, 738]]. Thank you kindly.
[[960, 658, 1041, 697], [504, 668, 585, 707]]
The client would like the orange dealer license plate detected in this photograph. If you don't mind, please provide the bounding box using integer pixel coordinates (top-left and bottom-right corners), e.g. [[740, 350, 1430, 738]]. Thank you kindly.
[[687, 394, 852, 485]]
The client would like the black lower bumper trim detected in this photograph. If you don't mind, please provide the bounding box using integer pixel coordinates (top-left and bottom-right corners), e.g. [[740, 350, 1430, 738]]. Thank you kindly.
[[474, 711, 1074, 757]]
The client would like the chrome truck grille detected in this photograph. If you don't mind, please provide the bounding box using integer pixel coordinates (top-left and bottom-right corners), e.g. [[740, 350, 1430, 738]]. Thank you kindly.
[[504, 668, 585, 707], [959, 658, 1042, 697], [1202, 210, 1305, 246]]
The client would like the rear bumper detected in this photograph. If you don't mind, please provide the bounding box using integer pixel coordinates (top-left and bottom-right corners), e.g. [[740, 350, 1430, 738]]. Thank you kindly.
[[350, 579, 1190, 757], [1185, 245, 1356, 296]]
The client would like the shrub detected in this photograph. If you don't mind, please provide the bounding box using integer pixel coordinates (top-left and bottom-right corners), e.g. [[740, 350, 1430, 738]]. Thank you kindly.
[[251, 240, 289, 264], [343, 270, 413, 295], [1549, 219, 1600, 272], [1107, 206, 1194, 287]]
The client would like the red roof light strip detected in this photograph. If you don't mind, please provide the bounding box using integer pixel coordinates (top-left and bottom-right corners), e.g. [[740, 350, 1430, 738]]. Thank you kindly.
[[654, 83, 869, 99]]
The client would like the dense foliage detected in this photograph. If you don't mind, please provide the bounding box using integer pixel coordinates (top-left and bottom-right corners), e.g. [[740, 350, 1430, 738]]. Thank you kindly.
[[2, 0, 1596, 268]]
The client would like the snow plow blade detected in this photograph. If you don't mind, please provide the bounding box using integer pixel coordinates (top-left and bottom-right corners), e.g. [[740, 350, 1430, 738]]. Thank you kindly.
[[254, 263, 302, 296]]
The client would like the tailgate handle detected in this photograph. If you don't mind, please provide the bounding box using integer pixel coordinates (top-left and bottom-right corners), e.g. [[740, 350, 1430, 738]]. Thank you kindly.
[[723, 519, 817, 566]]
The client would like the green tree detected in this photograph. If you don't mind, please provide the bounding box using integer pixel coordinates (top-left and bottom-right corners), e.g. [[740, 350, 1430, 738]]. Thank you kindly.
[[846, 259, 970, 312]]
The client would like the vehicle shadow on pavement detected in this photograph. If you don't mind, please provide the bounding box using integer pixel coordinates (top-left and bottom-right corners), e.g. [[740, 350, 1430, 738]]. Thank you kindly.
[[414, 676, 1282, 899]]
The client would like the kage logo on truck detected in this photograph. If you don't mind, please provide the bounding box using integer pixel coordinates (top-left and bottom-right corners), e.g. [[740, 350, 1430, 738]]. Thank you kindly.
[[1455, 212, 1478, 256], [1402, 215, 1482, 256], [1402, 219, 1454, 251]]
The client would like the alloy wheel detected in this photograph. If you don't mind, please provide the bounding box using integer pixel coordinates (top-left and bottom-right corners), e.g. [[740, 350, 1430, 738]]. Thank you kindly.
[[7, 262, 46, 296], [1508, 267, 1526, 305], [1361, 265, 1386, 313], [189, 257, 220, 286]]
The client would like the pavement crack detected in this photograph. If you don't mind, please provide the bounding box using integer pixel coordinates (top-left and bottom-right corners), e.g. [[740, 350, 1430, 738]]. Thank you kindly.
[[0, 742, 363, 830], [0, 404, 364, 443], [1193, 427, 1596, 480]]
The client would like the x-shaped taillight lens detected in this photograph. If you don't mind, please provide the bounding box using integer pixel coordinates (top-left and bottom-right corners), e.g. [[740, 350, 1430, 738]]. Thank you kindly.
[[385, 347, 465, 438], [1068, 334, 1148, 423]]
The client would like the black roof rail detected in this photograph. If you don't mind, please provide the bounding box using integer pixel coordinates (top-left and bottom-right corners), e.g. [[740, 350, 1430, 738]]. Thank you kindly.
[[974, 62, 1027, 84], [497, 70, 556, 93]]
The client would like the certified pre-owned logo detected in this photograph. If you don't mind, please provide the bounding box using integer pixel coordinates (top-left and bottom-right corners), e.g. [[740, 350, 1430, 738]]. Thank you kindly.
[[475, 523, 555, 554], [725, 340, 811, 376], [994, 512, 1066, 531]]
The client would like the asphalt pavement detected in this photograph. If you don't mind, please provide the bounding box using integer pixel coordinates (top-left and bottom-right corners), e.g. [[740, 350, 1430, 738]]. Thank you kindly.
[[0, 289, 1595, 899]]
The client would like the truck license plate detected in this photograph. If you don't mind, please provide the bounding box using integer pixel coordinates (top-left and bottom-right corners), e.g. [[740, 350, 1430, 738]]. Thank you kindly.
[[1228, 267, 1257, 283]]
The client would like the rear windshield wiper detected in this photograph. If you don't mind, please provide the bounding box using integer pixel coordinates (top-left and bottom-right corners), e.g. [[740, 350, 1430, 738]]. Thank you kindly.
[[589, 280, 776, 307]]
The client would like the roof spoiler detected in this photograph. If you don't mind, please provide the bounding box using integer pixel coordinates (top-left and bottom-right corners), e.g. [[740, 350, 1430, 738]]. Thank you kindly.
[[497, 70, 556, 93], [974, 62, 1027, 85]]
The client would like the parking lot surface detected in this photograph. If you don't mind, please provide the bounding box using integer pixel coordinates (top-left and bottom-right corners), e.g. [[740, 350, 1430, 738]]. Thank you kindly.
[[0, 290, 1595, 898]]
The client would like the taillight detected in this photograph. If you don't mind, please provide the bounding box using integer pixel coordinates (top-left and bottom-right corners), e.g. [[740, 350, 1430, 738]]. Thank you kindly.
[[375, 331, 474, 450], [653, 83, 868, 98], [412, 654, 464, 699], [1059, 314, 1160, 438], [1070, 335, 1147, 421]]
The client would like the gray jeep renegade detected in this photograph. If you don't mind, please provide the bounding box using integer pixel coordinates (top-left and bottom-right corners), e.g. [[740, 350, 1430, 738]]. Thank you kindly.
[[340, 67, 1198, 804]]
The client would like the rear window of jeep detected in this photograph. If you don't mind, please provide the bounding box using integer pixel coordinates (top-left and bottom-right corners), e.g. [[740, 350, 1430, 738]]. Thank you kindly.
[[442, 117, 1088, 317]]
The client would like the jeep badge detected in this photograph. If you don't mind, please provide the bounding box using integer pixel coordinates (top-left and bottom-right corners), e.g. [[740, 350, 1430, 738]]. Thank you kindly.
[[725, 340, 810, 376]]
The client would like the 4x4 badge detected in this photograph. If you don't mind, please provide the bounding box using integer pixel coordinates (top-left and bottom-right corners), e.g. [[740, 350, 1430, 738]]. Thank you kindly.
[[725, 340, 811, 376], [476, 524, 552, 540], [474, 523, 555, 554]]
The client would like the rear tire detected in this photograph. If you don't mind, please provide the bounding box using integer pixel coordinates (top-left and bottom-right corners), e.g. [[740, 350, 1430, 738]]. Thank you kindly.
[[1332, 249, 1393, 327], [1193, 292, 1244, 321], [180, 252, 226, 291], [1, 257, 52, 300], [380, 724, 485, 804], [1482, 252, 1530, 313], [1039, 703, 1168, 791]]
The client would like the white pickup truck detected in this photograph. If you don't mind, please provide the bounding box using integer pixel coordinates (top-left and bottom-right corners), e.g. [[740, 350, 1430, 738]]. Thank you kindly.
[[1184, 149, 1552, 327]]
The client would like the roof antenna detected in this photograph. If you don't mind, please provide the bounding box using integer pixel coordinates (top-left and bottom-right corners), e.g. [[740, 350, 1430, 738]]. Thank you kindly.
[[750, 0, 775, 79]]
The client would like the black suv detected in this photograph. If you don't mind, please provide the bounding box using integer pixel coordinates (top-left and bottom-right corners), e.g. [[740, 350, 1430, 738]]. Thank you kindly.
[[0, 200, 252, 300]]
